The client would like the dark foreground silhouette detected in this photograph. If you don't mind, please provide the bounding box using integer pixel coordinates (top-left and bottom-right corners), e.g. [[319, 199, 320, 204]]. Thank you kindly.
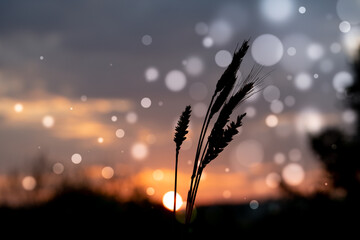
[[0, 187, 359, 239]]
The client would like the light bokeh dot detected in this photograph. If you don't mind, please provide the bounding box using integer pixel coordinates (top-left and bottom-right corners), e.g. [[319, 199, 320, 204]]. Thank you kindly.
[[245, 106, 257, 118], [131, 142, 148, 161], [146, 187, 155, 196], [115, 129, 125, 138], [193, 102, 208, 118], [165, 70, 187, 92], [265, 114, 279, 128], [287, 47, 296, 56], [126, 112, 138, 124], [71, 153, 82, 164], [342, 109, 357, 124], [336, 0, 360, 24], [203, 36, 214, 48], [266, 172, 281, 188], [294, 73, 312, 91], [102, 166, 114, 179], [299, 6, 306, 14], [251, 34, 283, 66], [184, 56, 204, 76], [52, 162, 64, 175], [261, 0, 293, 23], [22, 176, 36, 191], [307, 43, 324, 60], [296, 108, 323, 134], [223, 190, 232, 199], [14, 103, 23, 113], [145, 67, 159, 82], [339, 21, 351, 33], [42, 115, 55, 128], [249, 200, 259, 210], [284, 96, 296, 107], [263, 85, 281, 102], [333, 71, 353, 93], [208, 19, 233, 46], [215, 50, 232, 67], [141, 97, 152, 108], [282, 163, 305, 186], [274, 152, 286, 164], [270, 100, 284, 114], [153, 169, 164, 181], [142, 35, 152, 45]]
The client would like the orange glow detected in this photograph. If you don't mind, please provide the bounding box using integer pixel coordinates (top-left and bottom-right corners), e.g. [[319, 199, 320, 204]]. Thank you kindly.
[[14, 103, 23, 113], [0, 96, 133, 140], [162, 191, 183, 211], [0, 164, 327, 207]]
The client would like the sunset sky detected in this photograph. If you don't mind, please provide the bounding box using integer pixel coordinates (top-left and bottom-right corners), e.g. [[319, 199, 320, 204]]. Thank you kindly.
[[1, 0, 359, 206]]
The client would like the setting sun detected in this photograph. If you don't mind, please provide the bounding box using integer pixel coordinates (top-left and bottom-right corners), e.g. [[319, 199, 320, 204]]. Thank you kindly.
[[162, 191, 183, 211]]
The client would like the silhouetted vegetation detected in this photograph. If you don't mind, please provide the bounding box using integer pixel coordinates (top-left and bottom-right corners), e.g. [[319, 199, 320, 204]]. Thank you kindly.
[[311, 47, 360, 200], [0, 186, 173, 238], [174, 40, 266, 225], [1, 187, 358, 238]]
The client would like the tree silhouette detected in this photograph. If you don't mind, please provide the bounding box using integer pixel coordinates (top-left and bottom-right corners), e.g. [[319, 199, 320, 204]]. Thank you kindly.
[[311, 47, 360, 199]]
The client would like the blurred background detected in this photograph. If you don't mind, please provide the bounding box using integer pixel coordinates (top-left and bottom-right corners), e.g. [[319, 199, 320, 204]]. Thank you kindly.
[[0, 0, 359, 237]]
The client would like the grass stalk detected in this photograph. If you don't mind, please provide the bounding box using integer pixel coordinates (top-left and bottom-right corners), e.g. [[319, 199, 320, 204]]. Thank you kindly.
[[173, 150, 179, 219], [173, 105, 191, 223], [173, 40, 266, 228], [186, 92, 216, 219]]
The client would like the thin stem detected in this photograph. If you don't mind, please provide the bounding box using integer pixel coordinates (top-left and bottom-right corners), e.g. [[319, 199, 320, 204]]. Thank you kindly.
[[186, 167, 203, 224], [186, 92, 216, 221], [191, 92, 216, 182], [174, 149, 179, 219], [186, 139, 209, 224]]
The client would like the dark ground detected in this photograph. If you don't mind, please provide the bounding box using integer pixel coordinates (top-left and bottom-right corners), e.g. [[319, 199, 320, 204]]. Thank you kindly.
[[0, 187, 358, 239]]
